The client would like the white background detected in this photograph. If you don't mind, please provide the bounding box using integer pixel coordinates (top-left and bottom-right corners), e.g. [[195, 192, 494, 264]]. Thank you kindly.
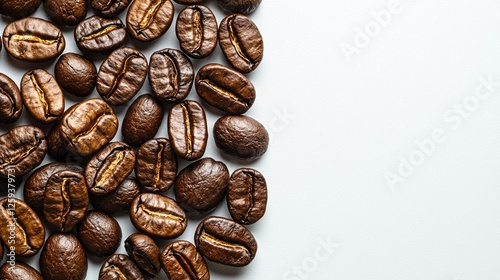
[[2, 0, 500, 279]]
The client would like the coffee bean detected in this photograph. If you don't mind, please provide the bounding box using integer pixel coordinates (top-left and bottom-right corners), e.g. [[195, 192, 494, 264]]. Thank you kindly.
[[122, 94, 164, 146], [176, 5, 218, 59], [227, 168, 267, 224], [213, 115, 269, 160], [196, 63, 256, 114], [126, 0, 174, 43], [135, 138, 177, 193], [97, 47, 148, 105], [195, 216, 257, 266], [91, 177, 141, 214], [0, 198, 45, 257], [216, 0, 262, 14], [55, 53, 97, 97], [168, 100, 208, 161], [75, 16, 128, 56], [161, 240, 210, 280], [125, 233, 161, 278], [0, 261, 44, 280], [43, 0, 87, 26], [149, 48, 194, 103], [2, 17, 65, 62], [85, 141, 136, 196], [0, 0, 42, 19], [21, 69, 65, 124], [219, 14, 263, 73], [130, 193, 187, 239], [78, 210, 122, 257], [175, 157, 229, 213], [99, 254, 145, 280], [0, 73, 22, 124], [91, 0, 132, 18], [40, 233, 87, 280]]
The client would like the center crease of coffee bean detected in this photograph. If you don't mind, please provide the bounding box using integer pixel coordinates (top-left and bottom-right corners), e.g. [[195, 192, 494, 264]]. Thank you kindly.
[[198, 79, 248, 106], [94, 150, 126, 187], [163, 54, 180, 95], [0, 89, 15, 116], [228, 18, 254, 67], [0, 142, 39, 169], [106, 54, 142, 98], [68, 111, 109, 143], [8, 34, 61, 46], [137, 203, 185, 222], [79, 25, 121, 41], [136, 0, 166, 34], [172, 251, 198, 279], [242, 171, 256, 222], [200, 230, 250, 253], [181, 103, 194, 156], [192, 9, 203, 53], [30, 73, 56, 118], [152, 144, 164, 189], [60, 178, 72, 230], [105, 265, 127, 280]]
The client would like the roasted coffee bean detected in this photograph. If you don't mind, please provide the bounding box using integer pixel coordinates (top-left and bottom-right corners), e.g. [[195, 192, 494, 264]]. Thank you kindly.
[[2, 17, 65, 62], [75, 16, 128, 56], [78, 210, 122, 257], [213, 115, 269, 160], [91, 177, 141, 213], [0, 125, 47, 177], [219, 14, 263, 73], [216, 0, 262, 14], [0, 198, 45, 257], [130, 193, 187, 239], [175, 157, 229, 213], [173, 0, 204, 4], [55, 53, 97, 97], [196, 63, 256, 114], [0, 261, 44, 280], [176, 5, 218, 59], [0, 73, 22, 124], [21, 69, 65, 124], [168, 100, 208, 161], [85, 141, 136, 196], [195, 216, 257, 266], [25, 162, 84, 214], [126, 0, 174, 43], [125, 233, 161, 278], [99, 254, 145, 280], [149, 48, 194, 103], [44, 0, 87, 26], [91, 0, 132, 18], [40, 233, 87, 280], [122, 94, 163, 146], [0, 0, 42, 19], [227, 168, 267, 224], [161, 240, 210, 280], [97, 47, 148, 105], [136, 138, 177, 193]]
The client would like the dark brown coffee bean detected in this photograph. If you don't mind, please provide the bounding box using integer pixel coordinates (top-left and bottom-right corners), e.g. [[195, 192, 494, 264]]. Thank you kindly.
[[213, 115, 269, 160], [0, 73, 22, 124], [40, 233, 87, 280], [99, 254, 145, 280], [227, 168, 267, 224], [130, 193, 187, 239], [0, 261, 44, 280], [125, 233, 161, 278], [176, 5, 218, 59], [97, 47, 148, 105], [91, 177, 141, 213], [122, 94, 163, 146], [195, 216, 257, 266], [219, 14, 263, 73], [91, 0, 132, 18], [173, 0, 204, 4], [75, 16, 128, 56], [175, 157, 229, 213], [136, 138, 177, 193], [55, 53, 97, 97], [2, 17, 65, 62], [196, 63, 256, 114], [78, 210, 122, 257], [0, 198, 45, 257], [44, 0, 87, 26], [216, 0, 262, 14], [149, 48, 194, 103], [21, 69, 65, 124], [161, 240, 210, 280], [85, 141, 136, 196], [0, 0, 42, 19], [126, 0, 174, 43], [168, 100, 208, 161], [0, 125, 47, 177]]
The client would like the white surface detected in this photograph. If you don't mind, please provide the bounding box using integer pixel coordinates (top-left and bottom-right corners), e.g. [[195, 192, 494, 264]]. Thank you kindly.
[[2, 0, 500, 279]]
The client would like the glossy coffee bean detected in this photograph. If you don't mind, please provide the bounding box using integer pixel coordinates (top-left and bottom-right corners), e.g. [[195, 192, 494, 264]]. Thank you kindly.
[[213, 115, 269, 160], [196, 63, 256, 114], [2, 17, 65, 62], [168, 100, 208, 161], [85, 142, 136, 196], [0, 73, 22, 124], [219, 14, 263, 73], [91, 0, 132, 18], [216, 0, 262, 14], [149, 48, 194, 103], [175, 157, 229, 213], [176, 5, 218, 59], [99, 254, 145, 280], [135, 138, 177, 193], [122, 94, 163, 146], [55, 53, 97, 97], [75, 16, 128, 56], [78, 210, 122, 257], [0, 261, 44, 280], [161, 240, 210, 280], [0, 198, 45, 257], [130, 193, 187, 239], [195, 216, 257, 266], [125, 233, 161, 278], [91, 177, 141, 214], [0, 0, 42, 19], [21, 69, 65, 124], [126, 0, 174, 43], [227, 168, 267, 224], [40, 233, 87, 280], [43, 0, 87, 26]]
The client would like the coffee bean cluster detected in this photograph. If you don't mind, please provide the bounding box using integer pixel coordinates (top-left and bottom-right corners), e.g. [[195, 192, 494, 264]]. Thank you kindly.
[[0, 0, 268, 278]]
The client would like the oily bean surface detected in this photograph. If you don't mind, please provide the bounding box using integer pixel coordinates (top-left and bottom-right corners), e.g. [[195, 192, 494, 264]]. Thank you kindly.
[[0, 0, 42, 19], [176, 5, 218, 59], [227, 168, 267, 224], [161, 240, 210, 280], [43, 0, 87, 26], [77, 210, 122, 257], [125, 233, 161, 278], [122, 94, 163, 147], [126, 0, 174, 43], [75, 16, 128, 56], [99, 254, 145, 280], [91, 0, 132, 18], [0, 261, 44, 280], [40, 233, 87, 280], [55, 53, 97, 97], [0, 73, 22, 124], [216, 0, 262, 14], [91, 177, 141, 214]]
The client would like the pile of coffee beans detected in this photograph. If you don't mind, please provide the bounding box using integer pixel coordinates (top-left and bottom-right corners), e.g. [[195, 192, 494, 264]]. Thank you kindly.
[[0, 0, 268, 278]]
